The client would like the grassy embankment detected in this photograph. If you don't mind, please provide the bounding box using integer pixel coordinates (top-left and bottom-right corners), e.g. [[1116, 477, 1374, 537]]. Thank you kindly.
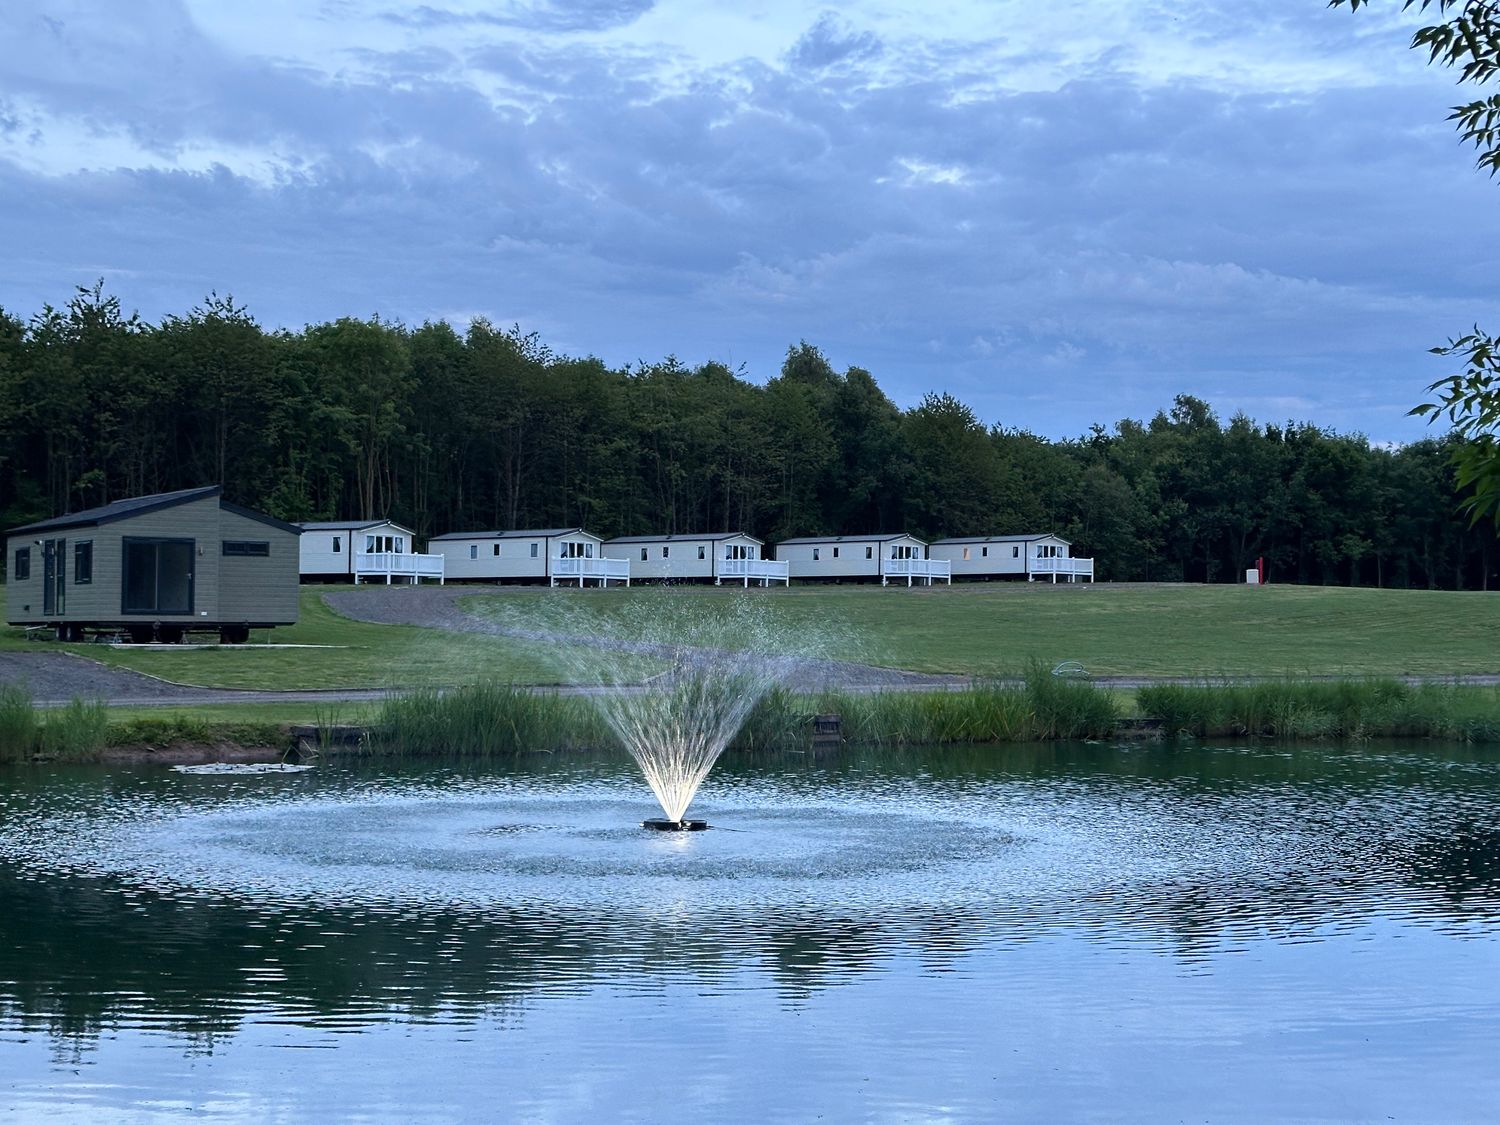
[[459, 581, 1500, 678], [5, 582, 1500, 758]]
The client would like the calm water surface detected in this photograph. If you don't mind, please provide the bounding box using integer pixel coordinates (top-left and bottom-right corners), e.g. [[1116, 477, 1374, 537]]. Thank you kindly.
[[1, 741, 1498, 1122]]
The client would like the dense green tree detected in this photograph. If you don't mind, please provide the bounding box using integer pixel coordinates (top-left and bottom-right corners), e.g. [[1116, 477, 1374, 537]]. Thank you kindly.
[[1333, 0, 1500, 524], [1, 283, 1496, 588]]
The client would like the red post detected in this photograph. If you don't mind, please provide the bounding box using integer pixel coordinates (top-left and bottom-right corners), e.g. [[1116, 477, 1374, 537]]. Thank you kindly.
[[1256, 556, 1265, 585]]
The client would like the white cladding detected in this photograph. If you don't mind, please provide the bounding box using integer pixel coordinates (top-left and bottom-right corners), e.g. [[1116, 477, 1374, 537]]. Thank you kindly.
[[775, 534, 927, 580], [298, 520, 412, 578], [430, 529, 605, 581], [928, 534, 1071, 577], [601, 533, 762, 581]]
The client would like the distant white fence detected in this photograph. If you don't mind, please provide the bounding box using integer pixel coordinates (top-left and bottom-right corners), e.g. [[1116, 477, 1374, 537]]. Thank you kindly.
[[552, 557, 631, 587], [717, 558, 790, 586], [883, 558, 952, 586], [354, 552, 446, 584], [1030, 557, 1094, 583]]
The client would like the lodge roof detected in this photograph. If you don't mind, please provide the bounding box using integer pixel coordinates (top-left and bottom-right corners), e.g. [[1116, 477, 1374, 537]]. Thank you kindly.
[[604, 532, 762, 545], [429, 528, 595, 541], [9, 486, 300, 537], [776, 533, 926, 545], [298, 519, 414, 534], [930, 534, 1070, 545]]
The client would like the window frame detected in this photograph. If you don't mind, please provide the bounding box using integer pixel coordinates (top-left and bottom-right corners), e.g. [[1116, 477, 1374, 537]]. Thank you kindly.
[[120, 536, 195, 616], [221, 540, 270, 558]]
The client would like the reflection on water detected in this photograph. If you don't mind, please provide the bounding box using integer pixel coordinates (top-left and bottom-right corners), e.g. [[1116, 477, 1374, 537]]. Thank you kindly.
[[1, 741, 1499, 1121]]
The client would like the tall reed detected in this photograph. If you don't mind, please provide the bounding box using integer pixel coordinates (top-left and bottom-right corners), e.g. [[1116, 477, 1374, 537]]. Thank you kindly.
[[1136, 678, 1500, 741], [39, 698, 110, 758], [0, 685, 37, 764], [375, 682, 612, 756]]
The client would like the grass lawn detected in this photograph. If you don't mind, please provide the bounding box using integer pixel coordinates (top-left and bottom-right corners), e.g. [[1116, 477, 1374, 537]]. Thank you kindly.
[[5, 581, 1500, 690], [460, 582, 1500, 678], [105, 701, 383, 726], [0, 588, 579, 691]]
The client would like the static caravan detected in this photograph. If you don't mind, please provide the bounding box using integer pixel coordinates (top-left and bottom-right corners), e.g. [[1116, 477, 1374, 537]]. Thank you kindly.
[[6, 485, 300, 643], [929, 534, 1094, 582], [297, 519, 444, 584], [429, 528, 628, 586], [602, 533, 788, 586], [774, 534, 951, 586]]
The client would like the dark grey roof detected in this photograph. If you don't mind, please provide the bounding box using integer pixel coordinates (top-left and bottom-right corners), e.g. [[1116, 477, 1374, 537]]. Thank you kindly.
[[298, 519, 414, 534], [429, 528, 593, 542], [776, 533, 925, 545], [930, 534, 1069, 545], [9, 486, 300, 537], [604, 532, 762, 545], [9, 486, 221, 535]]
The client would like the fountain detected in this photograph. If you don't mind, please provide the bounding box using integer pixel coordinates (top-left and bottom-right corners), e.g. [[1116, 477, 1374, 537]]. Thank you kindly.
[[600, 653, 787, 831], [514, 591, 808, 829]]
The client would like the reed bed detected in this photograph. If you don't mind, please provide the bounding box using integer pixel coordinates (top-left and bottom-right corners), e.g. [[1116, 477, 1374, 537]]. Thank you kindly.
[[374, 682, 614, 756], [0, 687, 111, 762], [1137, 679, 1500, 741]]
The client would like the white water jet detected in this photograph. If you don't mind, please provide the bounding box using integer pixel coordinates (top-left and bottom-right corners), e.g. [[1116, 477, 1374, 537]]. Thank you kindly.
[[510, 592, 814, 825], [598, 650, 791, 824]]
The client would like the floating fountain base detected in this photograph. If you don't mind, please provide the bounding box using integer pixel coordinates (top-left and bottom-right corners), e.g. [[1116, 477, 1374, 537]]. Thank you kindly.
[[642, 817, 709, 832]]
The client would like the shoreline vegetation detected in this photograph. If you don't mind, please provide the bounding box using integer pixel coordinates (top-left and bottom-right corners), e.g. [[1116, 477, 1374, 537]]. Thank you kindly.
[[6, 674, 1500, 766]]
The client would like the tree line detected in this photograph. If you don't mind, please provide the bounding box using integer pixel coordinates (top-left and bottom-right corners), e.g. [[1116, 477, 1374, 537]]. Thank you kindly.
[[0, 283, 1495, 588]]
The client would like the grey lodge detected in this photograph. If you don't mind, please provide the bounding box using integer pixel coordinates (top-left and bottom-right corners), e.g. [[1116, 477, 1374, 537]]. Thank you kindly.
[[5, 486, 300, 642]]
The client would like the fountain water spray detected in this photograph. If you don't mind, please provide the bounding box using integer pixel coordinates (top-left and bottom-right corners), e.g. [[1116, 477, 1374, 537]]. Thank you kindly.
[[512, 592, 813, 829]]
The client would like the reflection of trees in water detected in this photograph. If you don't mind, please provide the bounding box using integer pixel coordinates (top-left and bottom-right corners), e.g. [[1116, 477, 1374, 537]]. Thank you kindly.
[[1402, 819, 1500, 906], [4, 739, 1500, 1050]]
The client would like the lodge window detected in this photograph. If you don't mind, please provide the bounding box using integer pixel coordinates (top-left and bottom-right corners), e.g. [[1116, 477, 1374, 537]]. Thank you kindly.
[[865, 546, 872, 560], [222, 540, 269, 557], [493, 544, 500, 556], [663, 547, 670, 558], [530, 543, 538, 558], [697, 546, 705, 560], [982, 547, 988, 557], [366, 535, 376, 552], [470, 545, 478, 559], [14, 547, 29, 581], [813, 548, 820, 561], [333, 536, 342, 553], [833, 547, 840, 558], [74, 541, 93, 583], [962, 547, 971, 561], [1012, 546, 1020, 558], [641, 548, 648, 562], [121, 537, 194, 615]]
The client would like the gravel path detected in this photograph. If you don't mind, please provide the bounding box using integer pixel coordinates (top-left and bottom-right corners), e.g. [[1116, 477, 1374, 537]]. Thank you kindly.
[[0, 651, 396, 707]]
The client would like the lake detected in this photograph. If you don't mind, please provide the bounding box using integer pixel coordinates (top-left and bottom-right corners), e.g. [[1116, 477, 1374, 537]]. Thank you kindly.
[[1, 740, 1497, 1122]]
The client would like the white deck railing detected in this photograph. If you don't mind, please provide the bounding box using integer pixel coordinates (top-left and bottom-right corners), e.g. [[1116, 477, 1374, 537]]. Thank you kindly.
[[551, 556, 631, 586], [354, 552, 446, 584], [1030, 556, 1095, 582], [882, 558, 952, 586], [716, 558, 790, 586]]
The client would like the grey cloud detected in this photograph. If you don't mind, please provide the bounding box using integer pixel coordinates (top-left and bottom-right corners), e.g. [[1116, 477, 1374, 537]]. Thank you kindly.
[[787, 12, 882, 71], [382, 0, 654, 34], [0, 2, 1492, 443]]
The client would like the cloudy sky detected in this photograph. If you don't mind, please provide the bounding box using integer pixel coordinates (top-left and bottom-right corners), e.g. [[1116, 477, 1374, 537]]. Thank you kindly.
[[2, 1, 1496, 441]]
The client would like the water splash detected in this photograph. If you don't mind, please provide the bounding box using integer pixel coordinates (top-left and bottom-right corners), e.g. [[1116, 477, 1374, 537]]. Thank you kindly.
[[497, 592, 816, 823], [600, 651, 791, 823]]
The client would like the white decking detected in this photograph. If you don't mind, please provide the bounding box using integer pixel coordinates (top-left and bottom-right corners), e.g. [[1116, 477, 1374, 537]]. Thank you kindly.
[[551, 557, 631, 587], [354, 552, 446, 584], [1030, 557, 1094, 583], [883, 558, 952, 586], [716, 558, 790, 586]]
